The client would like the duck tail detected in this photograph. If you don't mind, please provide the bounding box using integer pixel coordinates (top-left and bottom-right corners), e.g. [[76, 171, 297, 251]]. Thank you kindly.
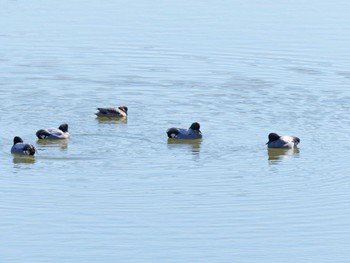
[[24, 144, 36, 155], [167, 128, 179, 138], [36, 129, 51, 139]]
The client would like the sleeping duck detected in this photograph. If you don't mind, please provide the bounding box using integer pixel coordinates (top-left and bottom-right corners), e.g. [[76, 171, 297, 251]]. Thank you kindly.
[[167, 122, 202, 139], [11, 136, 36, 155], [95, 106, 128, 118], [266, 133, 300, 149], [36, 123, 69, 140]]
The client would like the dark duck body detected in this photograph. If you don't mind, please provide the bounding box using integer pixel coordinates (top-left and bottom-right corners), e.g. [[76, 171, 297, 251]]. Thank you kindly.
[[11, 136, 36, 155], [266, 133, 300, 149], [167, 122, 202, 139], [36, 123, 69, 140], [95, 106, 128, 118]]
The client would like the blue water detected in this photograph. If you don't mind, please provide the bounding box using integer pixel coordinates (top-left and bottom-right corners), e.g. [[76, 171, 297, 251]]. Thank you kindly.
[[1, 0, 350, 262]]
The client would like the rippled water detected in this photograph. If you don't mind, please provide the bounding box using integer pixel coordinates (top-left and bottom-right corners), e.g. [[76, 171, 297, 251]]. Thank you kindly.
[[1, 0, 350, 262]]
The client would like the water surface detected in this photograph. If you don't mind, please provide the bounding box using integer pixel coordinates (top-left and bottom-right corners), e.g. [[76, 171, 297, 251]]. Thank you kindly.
[[1, 0, 350, 262]]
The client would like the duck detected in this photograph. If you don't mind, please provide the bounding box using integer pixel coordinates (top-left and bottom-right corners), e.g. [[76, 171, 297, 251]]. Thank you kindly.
[[11, 136, 36, 155], [266, 133, 300, 149], [36, 123, 69, 140], [167, 122, 202, 139], [95, 106, 128, 118]]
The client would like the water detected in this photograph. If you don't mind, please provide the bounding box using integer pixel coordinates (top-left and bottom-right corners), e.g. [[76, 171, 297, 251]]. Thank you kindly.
[[1, 0, 350, 262]]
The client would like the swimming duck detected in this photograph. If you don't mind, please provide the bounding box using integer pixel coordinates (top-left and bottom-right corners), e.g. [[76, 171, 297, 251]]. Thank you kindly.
[[95, 106, 128, 118], [167, 122, 202, 139], [266, 133, 300, 149], [36, 123, 69, 140], [11, 136, 36, 155]]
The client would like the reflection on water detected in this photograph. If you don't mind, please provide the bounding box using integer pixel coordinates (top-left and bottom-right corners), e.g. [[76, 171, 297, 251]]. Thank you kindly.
[[167, 139, 202, 154], [36, 139, 68, 150], [95, 117, 127, 125], [12, 155, 36, 164], [267, 147, 300, 163]]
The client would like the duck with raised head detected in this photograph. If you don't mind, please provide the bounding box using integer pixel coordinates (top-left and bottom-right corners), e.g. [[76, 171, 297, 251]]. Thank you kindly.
[[11, 136, 36, 155], [266, 133, 300, 149], [95, 106, 128, 118], [167, 122, 203, 139], [36, 123, 69, 140]]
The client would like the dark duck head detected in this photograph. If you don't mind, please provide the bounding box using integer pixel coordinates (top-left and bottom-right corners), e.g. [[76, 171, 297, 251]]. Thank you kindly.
[[189, 122, 201, 132], [58, 123, 69, 133], [13, 136, 24, 145], [267, 133, 280, 144]]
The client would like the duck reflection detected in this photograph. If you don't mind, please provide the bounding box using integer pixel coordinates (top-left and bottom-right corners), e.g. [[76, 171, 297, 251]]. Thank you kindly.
[[36, 139, 68, 150], [13, 155, 36, 164], [167, 139, 202, 154], [96, 116, 127, 125], [268, 147, 300, 163]]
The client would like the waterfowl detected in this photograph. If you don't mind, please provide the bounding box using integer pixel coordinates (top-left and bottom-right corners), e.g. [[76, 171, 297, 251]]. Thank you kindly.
[[167, 122, 202, 139], [266, 133, 300, 149], [11, 136, 36, 155], [95, 106, 128, 118], [36, 123, 69, 140]]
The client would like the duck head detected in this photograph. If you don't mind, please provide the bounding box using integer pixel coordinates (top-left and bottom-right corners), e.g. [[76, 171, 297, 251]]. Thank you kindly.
[[267, 133, 280, 144], [58, 123, 69, 133], [13, 136, 24, 145], [118, 106, 128, 115], [190, 122, 201, 132]]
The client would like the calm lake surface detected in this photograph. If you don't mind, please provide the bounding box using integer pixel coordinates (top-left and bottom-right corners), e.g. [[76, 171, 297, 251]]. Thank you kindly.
[[1, 0, 350, 262]]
